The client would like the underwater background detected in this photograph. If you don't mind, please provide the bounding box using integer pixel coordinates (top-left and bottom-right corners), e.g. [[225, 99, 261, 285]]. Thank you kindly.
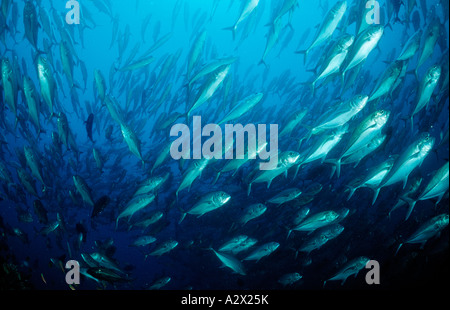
[[0, 0, 448, 290]]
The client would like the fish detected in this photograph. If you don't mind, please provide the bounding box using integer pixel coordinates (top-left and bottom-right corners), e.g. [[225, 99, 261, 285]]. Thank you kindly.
[[23, 0, 38, 49], [298, 1, 347, 64], [218, 93, 264, 125], [187, 64, 231, 118], [368, 61, 404, 102], [120, 122, 145, 166], [410, 64, 441, 130], [1, 58, 18, 125], [73, 175, 95, 207], [396, 214, 449, 254], [37, 56, 56, 118], [94, 69, 106, 103], [289, 210, 339, 234], [185, 191, 231, 218], [148, 239, 178, 257], [131, 235, 157, 247], [239, 203, 267, 225], [218, 235, 249, 252], [85, 113, 95, 143], [341, 25, 384, 80], [91, 195, 111, 218], [309, 34, 355, 95], [308, 95, 368, 136], [176, 158, 210, 199], [24, 146, 46, 189], [116, 193, 155, 229], [278, 272, 302, 286], [397, 30, 422, 61], [259, 17, 282, 66], [23, 76, 41, 135], [324, 256, 370, 286], [243, 242, 280, 262], [267, 188, 302, 206], [57, 113, 70, 149], [210, 248, 246, 275], [247, 151, 300, 196], [400, 162, 449, 219], [33, 200, 48, 224], [372, 133, 435, 205], [223, 0, 260, 40], [416, 18, 441, 74], [149, 277, 171, 290], [346, 157, 395, 201], [330, 110, 390, 178], [298, 224, 344, 255]]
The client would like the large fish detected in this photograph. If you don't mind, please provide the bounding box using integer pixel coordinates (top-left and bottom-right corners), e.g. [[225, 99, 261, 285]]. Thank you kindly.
[[223, 0, 260, 40], [23, 0, 38, 49], [60, 40, 76, 88], [400, 162, 449, 219], [210, 248, 246, 275], [24, 146, 46, 189], [416, 18, 441, 74], [330, 110, 390, 178], [242, 242, 279, 262], [116, 193, 155, 229], [372, 133, 435, 205], [120, 122, 144, 166], [176, 158, 210, 199], [187, 64, 231, 117], [368, 61, 404, 102], [23, 76, 41, 135], [1, 58, 18, 125], [218, 93, 263, 125], [94, 69, 106, 103], [73, 175, 95, 207], [341, 25, 384, 80], [308, 95, 368, 136], [239, 203, 267, 225], [324, 256, 370, 286], [259, 17, 282, 66], [396, 214, 449, 254], [397, 30, 422, 61], [410, 64, 441, 130], [185, 191, 231, 218], [84, 113, 94, 143], [247, 151, 300, 196], [309, 34, 355, 95], [346, 157, 395, 201], [37, 56, 56, 118], [299, 1, 347, 64]]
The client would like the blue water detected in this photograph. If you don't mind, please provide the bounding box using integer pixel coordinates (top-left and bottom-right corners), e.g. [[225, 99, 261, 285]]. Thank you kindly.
[[0, 0, 448, 290]]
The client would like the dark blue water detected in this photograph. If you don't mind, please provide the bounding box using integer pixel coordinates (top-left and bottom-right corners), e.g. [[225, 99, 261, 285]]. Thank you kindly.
[[0, 0, 448, 290]]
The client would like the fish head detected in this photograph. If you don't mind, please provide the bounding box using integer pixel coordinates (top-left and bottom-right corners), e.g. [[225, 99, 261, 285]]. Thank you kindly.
[[366, 24, 384, 41], [426, 65, 441, 83], [352, 94, 369, 111], [437, 214, 449, 228], [373, 109, 390, 126], [418, 133, 435, 155], [215, 191, 231, 205], [333, 0, 348, 16], [284, 151, 301, 165], [269, 242, 280, 251], [338, 34, 355, 50], [326, 211, 339, 222]]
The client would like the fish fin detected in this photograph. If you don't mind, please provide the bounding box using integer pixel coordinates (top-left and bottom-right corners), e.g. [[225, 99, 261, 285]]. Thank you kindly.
[[222, 25, 236, 41], [258, 58, 268, 68], [371, 187, 381, 206], [247, 182, 252, 196], [295, 49, 308, 65], [399, 196, 417, 221]]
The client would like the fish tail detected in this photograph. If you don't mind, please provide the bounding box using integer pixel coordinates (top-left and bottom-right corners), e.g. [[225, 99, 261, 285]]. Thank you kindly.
[[295, 49, 308, 66], [399, 196, 417, 221]]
